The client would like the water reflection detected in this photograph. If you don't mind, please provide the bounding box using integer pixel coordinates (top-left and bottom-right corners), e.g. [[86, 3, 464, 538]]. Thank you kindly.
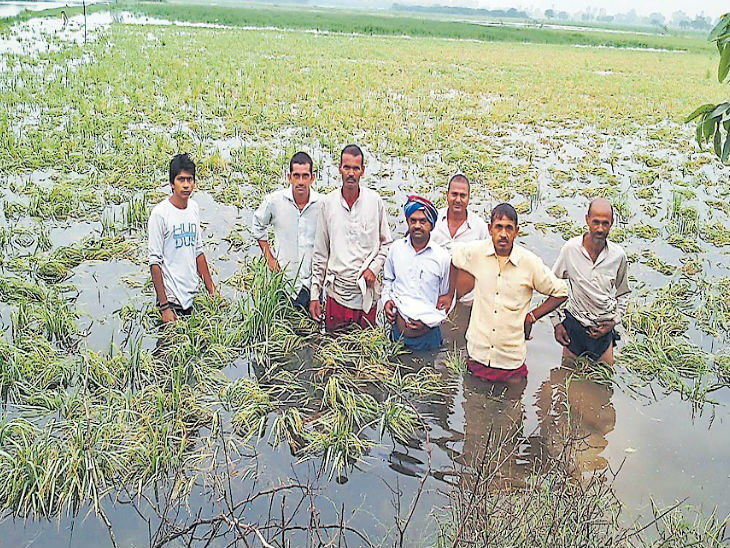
[[535, 364, 616, 476]]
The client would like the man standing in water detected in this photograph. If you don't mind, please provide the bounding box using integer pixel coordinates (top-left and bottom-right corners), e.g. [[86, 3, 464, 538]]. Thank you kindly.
[[148, 153, 217, 322], [252, 151, 321, 309], [382, 196, 450, 351], [431, 174, 489, 303], [551, 198, 630, 365], [310, 145, 392, 331], [438, 203, 568, 381]]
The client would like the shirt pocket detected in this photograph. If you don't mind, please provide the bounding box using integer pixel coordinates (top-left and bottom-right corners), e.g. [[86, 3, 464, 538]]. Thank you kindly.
[[352, 219, 375, 248]]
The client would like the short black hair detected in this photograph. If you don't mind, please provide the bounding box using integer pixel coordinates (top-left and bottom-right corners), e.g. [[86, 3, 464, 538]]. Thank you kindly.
[[490, 203, 518, 225], [169, 153, 195, 185], [289, 151, 313, 174], [447, 174, 470, 192], [340, 144, 364, 166]]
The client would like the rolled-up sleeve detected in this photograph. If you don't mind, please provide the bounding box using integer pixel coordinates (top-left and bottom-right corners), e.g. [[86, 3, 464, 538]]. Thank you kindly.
[[381, 248, 395, 304], [251, 196, 272, 241], [451, 243, 471, 273], [368, 199, 393, 276], [614, 253, 630, 324], [310, 205, 329, 301], [148, 210, 165, 266], [532, 258, 569, 298], [549, 246, 569, 326]]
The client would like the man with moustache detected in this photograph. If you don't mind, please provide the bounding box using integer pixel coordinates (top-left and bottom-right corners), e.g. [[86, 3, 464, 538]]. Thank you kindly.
[[431, 174, 488, 303], [310, 145, 393, 331], [551, 198, 630, 365], [438, 203, 568, 381], [252, 151, 321, 309], [382, 196, 450, 351]]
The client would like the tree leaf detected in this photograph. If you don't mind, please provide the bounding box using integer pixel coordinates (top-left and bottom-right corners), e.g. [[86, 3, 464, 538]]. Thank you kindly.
[[714, 126, 722, 156], [685, 103, 717, 123], [702, 117, 716, 142], [723, 131, 730, 163], [719, 44, 730, 82]]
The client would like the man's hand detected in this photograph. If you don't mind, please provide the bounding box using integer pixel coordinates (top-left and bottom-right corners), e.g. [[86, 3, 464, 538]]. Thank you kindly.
[[266, 255, 281, 273], [437, 293, 453, 312], [404, 318, 427, 331], [309, 300, 323, 322], [524, 313, 537, 340], [161, 308, 177, 323], [554, 322, 571, 346], [361, 268, 376, 288], [588, 319, 615, 339], [384, 300, 397, 323]]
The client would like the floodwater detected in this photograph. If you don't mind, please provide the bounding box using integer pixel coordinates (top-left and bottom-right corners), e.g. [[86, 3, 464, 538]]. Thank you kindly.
[[0, 14, 729, 548], [0, 0, 103, 19]]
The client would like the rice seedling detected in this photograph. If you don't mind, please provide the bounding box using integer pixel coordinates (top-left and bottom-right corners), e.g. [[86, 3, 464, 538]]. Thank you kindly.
[[443, 346, 467, 375]]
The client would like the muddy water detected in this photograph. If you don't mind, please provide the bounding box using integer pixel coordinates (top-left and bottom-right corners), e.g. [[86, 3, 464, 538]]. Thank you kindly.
[[1, 16, 730, 548]]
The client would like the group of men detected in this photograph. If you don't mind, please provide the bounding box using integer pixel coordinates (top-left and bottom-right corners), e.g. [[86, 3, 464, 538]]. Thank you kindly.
[[149, 147, 630, 383]]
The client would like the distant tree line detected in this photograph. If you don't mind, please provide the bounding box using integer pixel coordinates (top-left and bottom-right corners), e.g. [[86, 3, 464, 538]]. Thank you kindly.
[[392, 4, 529, 19]]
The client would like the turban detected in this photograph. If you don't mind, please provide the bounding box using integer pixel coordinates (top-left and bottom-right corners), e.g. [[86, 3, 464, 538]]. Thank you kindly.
[[403, 195, 438, 228]]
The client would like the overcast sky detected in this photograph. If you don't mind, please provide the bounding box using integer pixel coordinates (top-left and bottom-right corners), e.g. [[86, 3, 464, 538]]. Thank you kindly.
[[473, 0, 726, 18]]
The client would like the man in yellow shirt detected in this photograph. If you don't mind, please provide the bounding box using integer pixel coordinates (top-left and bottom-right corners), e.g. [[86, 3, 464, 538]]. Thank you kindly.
[[438, 203, 568, 381]]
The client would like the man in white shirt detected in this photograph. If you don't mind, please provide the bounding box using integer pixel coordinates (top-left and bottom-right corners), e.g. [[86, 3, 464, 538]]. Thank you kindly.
[[252, 151, 321, 309], [431, 174, 489, 302], [148, 154, 217, 322], [382, 196, 450, 351], [551, 198, 630, 365], [309, 145, 393, 331]]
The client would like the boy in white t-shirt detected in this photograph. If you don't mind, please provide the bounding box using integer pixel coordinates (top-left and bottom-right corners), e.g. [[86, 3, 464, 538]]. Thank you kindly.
[[148, 154, 216, 322]]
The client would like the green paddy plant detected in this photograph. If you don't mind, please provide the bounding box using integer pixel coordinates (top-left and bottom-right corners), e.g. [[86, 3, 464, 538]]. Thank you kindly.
[[703, 221, 730, 246], [0, 275, 46, 302], [378, 396, 419, 444]]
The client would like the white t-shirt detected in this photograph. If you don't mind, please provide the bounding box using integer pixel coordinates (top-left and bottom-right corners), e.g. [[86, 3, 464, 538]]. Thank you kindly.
[[148, 198, 204, 309]]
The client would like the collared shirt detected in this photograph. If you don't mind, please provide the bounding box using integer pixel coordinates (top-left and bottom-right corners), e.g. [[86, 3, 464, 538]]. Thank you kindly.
[[453, 240, 568, 370], [381, 236, 451, 327], [431, 207, 490, 253], [311, 185, 393, 311], [550, 235, 630, 328], [251, 187, 321, 292]]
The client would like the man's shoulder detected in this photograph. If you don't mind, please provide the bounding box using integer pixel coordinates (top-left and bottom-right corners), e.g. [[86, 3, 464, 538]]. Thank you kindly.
[[454, 238, 490, 256], [514, 243, 546, 268], [150, 197, 171, 217], [429, 240, 451, 262], [606, 239, 628, 261], [560, 235, 584, 254]]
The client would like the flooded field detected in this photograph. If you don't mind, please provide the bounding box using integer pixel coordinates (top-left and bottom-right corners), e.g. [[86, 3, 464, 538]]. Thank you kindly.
[[0, 8, 729, 547]]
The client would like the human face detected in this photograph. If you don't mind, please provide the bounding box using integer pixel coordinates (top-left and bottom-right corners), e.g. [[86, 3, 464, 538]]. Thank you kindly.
[[489, 214, 519, 256], [585, 207, 613, 243], [407, 209, 431, 247], [447, 180, 469, 215], [288, 162, 314, 199], [171, 170, 195, 200], [339, 153, 364, 192]]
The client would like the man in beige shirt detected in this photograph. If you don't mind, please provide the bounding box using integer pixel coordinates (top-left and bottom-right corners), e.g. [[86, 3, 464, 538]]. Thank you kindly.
[[551, 198, 630, 365], [439, 203, 568, 381], [310, 145, 393, 331]]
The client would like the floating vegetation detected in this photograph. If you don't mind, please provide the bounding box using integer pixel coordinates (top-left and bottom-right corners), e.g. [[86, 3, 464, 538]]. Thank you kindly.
[[630, 223, 660, 239], [533, 220, 583, 240], [703, 222, 730, 246], [639, 250, 676, 276]]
